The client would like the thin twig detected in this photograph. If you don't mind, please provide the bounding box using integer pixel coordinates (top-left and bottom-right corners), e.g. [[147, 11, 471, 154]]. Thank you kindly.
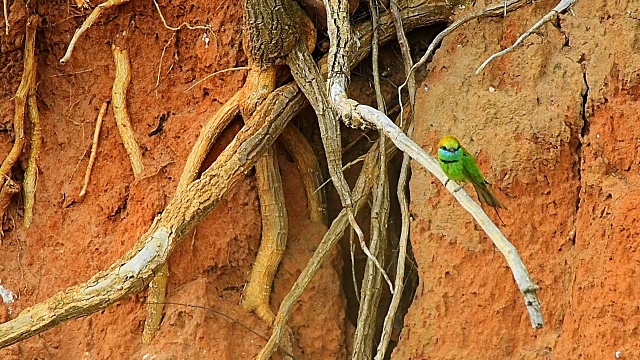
[[314, 155, 365, 194], [60, 0, 130, 64], [475, 0, 578, 74], [184, 67, 250, 92], [397, 0, 531, 115], [368, 0, 385, 112], [156, 33, 175, 92], [49, 69, 94, 78], [152, 0, 219, 61], [111, 45, 144, 177], [79, 101, 108, 198], [147, 301, 296, 359], [390, 0, 416, 127], [349, 229, 360, 302], [153, 0, 211, 32]]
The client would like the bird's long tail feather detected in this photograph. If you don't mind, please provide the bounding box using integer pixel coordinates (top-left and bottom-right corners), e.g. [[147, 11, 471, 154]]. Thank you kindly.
[[472, 181, 506, 209], [472, 181, 506, 225]]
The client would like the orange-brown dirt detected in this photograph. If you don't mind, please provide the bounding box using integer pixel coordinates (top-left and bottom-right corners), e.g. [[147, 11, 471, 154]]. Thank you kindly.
[[1, 0, 639, 359], [395, 0, 640, 359]]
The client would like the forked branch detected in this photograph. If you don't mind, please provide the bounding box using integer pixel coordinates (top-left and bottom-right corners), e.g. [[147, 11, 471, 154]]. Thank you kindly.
[[476, 0, 578, 74]]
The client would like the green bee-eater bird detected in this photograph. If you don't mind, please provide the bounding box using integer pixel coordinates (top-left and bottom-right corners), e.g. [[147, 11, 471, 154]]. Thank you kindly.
[[437, 135, 506, 209]]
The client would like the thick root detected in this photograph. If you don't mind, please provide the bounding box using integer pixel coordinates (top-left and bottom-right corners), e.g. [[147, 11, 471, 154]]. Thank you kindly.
[[111, 46, 144, 177], [242, 146, 288, 324]]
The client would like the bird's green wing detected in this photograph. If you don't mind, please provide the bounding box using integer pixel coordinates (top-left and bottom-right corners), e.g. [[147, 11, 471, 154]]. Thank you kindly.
[[460, 146, 486, 185]]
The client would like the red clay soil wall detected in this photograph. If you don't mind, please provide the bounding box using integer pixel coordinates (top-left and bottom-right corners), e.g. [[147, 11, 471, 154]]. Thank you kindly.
[[395, 0, 640, 359], [0, 0, 345, 359]]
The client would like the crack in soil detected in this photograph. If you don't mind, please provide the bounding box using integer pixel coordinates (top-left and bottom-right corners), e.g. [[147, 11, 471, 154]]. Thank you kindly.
[[573, 64, 590, 245]]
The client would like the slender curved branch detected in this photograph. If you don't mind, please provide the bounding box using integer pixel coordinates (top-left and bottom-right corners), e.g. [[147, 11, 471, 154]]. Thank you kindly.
[[60, 0, 130, 64], [475, 0, 578, 74]]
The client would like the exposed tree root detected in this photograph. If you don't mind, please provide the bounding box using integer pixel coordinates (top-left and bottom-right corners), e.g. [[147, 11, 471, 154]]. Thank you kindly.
[[279, 124, 327, 224], [23, 35, 41, 228], [0, 82, 306, 348], [352, 137, 391, 359], [111, 45, 144, 177], [242, 145, 295, 358], [0, 0, 458, 351], [60, 0, 130, 64], [351, 3, 392, 353], [79, 102, 109, 198], [0, 16, 38, 192], [257, 130, 401, 360], [375, 1, 416, 356], [242, 146, 288, 324], [0, 178, 19, 240], [141, 261, 168, 345], [288, 41, 395, 294]]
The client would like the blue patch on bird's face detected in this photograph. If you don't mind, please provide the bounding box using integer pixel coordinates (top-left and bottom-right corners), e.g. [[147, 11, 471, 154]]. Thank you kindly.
[[438, 146, 462, 161]]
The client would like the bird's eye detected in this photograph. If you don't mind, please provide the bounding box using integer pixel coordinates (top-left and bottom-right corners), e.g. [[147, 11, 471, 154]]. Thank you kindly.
[[439, 146, 447, 150]]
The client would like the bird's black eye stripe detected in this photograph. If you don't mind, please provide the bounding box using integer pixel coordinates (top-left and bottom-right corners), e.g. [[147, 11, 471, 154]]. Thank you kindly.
[[440, 146, 447, 150], [453, 145, 461, 151]]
